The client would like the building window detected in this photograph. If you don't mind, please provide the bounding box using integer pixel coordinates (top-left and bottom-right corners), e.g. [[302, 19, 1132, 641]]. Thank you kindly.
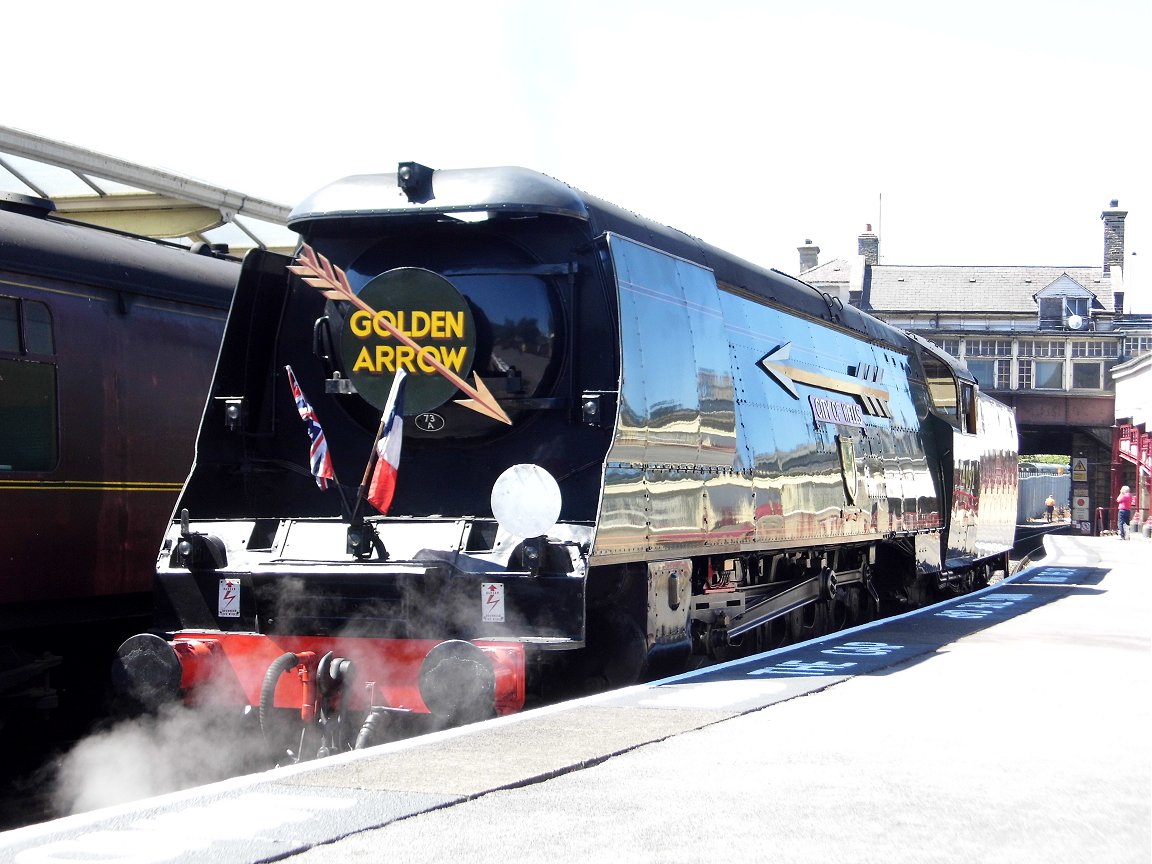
[[1018, 361, 1033, 389], [929, 337, 960, 356], [1070, 340, 1117, 358], [0, 296, 58, 472], [1019, 339, 1065, 358], [1122, 336, 1152, 357], [1038, 296, 1090, 330], [1033, 359, 1064, 390], [965, 339, 1012, 356], [996, 361, 1013, 389], [966, 358, 1011, 389], [1071, 361, 1102, 389]]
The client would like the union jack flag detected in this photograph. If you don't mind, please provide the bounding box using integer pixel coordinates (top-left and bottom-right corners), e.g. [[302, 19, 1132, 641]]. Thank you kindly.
[[285, 365, 335, 489]]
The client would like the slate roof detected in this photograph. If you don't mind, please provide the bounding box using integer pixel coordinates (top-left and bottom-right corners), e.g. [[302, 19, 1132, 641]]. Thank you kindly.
[[866, 265, 1113, 315], [800, 258, 851, 286]]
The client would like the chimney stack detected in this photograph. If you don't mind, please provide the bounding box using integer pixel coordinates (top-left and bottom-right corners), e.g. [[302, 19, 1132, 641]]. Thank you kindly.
[[798, 239, 820, 273], [1101, 199, 1127, 275], [858, 224, 879, 266]]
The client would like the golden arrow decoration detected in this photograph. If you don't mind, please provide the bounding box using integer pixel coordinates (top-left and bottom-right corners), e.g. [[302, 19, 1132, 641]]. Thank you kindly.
[[289, 245, 512, 425], [758, 342, 891, 416]]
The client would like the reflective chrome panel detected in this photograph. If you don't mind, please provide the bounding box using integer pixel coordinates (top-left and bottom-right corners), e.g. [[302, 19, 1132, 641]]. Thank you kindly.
[[973, 393, 1019, 559], [592, 235, 942, 564], [943, 394, 1019, 566]]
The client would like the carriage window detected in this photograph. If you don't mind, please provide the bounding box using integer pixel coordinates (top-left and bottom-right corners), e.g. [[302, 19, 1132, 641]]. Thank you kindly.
[[0, 297, 59, 471], [23, 300, 55, 354], [0, 297, 18, 351], [0, 359, 58, 471]]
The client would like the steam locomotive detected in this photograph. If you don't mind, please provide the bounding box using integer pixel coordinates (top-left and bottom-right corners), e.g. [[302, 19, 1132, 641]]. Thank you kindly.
[[113, 164, 1018, 756], [0, 193, 237, 726]]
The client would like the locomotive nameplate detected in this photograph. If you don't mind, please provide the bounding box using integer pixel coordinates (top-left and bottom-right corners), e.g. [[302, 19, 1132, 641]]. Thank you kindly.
[[809, 395, 865, 427], [341, 267, 477, 414]]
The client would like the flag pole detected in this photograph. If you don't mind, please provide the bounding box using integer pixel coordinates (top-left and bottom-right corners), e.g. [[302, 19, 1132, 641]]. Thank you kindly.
[[349, 411, 388, 526], [350, 368, 407, 523], [331, 472, 353, 522], [285, 363, 352, 520]]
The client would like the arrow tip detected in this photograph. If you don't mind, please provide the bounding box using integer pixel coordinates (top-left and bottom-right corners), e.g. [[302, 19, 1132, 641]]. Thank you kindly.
[[758, 343, 799, 399], [454, 374, 513, 425]]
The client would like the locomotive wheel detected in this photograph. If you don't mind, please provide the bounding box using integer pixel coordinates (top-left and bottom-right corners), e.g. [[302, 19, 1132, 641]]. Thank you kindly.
[[820, 567, 838, 602], [856, 585, 880, 625], [973, 563, 993, 589], [827, 586, 861, 631], [577, 608, 647, 692], [763, 605, 811, 651], [798, 601, 829, 640]]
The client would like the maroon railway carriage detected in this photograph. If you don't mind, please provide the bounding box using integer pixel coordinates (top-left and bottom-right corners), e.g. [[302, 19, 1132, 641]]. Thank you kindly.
[[0, 193, 238, 721]]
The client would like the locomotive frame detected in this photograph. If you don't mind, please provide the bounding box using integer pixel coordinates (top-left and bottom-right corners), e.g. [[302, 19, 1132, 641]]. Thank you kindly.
[[112, 165, 1018, 755]]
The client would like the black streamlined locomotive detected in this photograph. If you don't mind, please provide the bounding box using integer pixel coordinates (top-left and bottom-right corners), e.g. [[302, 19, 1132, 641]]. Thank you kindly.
[[0, 193, 237, 727], [113, 164, 1017, 755]]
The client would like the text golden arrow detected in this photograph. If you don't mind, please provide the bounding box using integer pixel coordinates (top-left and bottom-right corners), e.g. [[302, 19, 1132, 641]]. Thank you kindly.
[[289, 245, 512, 425]]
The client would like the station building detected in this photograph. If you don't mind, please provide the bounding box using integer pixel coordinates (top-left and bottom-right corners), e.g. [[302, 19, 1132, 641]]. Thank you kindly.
[[800, 202, 1152, 535]]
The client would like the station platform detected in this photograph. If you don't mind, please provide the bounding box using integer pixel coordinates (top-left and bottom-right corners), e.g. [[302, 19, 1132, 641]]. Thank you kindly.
[[3, 534, 1149, 864]]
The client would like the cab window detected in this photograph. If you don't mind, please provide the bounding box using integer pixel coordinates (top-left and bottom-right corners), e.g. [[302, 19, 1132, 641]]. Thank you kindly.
[[959, 381, 977, 435], [920, 353, 960, 430]]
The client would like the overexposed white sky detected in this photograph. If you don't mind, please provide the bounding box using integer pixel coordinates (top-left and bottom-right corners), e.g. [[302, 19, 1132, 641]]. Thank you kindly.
[[5, 0, 1150, 299]]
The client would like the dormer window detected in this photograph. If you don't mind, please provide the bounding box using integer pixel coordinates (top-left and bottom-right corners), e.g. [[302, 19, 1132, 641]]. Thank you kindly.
[[1064, 296, 1089, 326], [1035, 275, 1097, 331], [1038, 296, 1089, 330]]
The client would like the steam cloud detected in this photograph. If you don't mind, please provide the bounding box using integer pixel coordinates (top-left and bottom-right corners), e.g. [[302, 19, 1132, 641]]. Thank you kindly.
[[50, 704, 268, 817]]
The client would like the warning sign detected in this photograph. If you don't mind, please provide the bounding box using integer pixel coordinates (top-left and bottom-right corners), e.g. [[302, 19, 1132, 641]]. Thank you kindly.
[[218, 578, 240, 618], [1071, 488, 1089, 522], [482, 582, 505, 623], [1071, 457, 1088, 483]]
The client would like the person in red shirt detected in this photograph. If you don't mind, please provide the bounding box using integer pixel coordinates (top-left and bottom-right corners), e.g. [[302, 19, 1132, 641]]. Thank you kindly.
[[1116, 485, 1135, 540]]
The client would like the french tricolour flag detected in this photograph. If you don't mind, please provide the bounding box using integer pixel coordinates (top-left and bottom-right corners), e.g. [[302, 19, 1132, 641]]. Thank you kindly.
[[285, 364, 335, 490], [368, 370, 408, 514]]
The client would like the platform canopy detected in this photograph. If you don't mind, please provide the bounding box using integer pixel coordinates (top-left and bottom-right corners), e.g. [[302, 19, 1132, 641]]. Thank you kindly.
[[0, 125, 297, 255]]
